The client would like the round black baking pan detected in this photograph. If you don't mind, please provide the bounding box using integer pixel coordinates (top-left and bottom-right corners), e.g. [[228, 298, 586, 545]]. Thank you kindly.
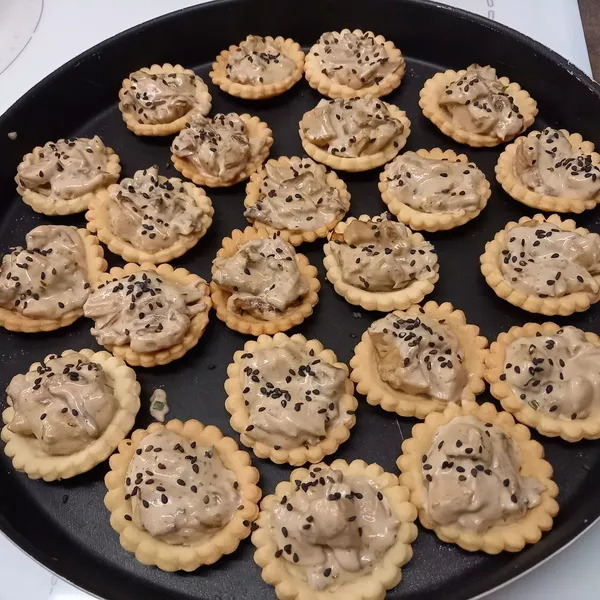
[[0, 0, 599, 598]]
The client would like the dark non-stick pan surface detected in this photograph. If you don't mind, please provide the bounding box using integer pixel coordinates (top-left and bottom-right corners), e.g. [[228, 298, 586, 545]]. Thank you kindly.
[[1, 1, 599, 598]]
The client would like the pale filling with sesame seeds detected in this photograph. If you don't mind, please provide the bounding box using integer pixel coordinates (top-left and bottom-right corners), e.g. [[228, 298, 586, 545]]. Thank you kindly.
[[171, 114, 257, 182], [122, 70, 199, 125], [384, 151, 485, 214], [368, 313, 467, 402], [422, 416, 543, 532], [499, 220, 600, 297], [301, 96, 402, 158], [0, 225, 90, 320], [244, 158, 349, 231], [513, 127, 600, 199], [125, 430, 239, 545], [108, 167, 205, 251], [17, 136, 114, 200], [438, 64, 524, 141], [212, 238, 309, 320], [329, 215, 437, 292], [504, 327, 600, 420], [313, 31, 401, 90], [226, 35, 295, 85], [83, 270, 207, 353], [239, 342, 348, 449], [5, 353, 115, 455], [270, 466, 398, 590]]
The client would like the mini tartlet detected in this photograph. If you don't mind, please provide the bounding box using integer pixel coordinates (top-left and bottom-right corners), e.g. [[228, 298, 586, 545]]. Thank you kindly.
[[210, 35, 305, 99], [379, 148, 491, 231], [86, 166, 214, 264], [323, 213, 439, 311], [84, 262, 211, 368], [480, 213, 600, 316], [104, 419, 261, 571], [495, 127, 600, 214], [485, 322, 600, 442], [0, 225, 107, 333], [118, 63, 212, 136], [398, 402, 559, 554], [2, 348, 140, 481], [304, 29, 405, 99], [224, 333, 358, 465], [350, 301, 488, 419], [244, 156, 351, 245], [252, 459, 417, 600], [171, 113, 273, 187], [210, 227, 320, 336], [16, 136, 120, 215], [299, 97, 411, 172], [419, 64, 537, 147]]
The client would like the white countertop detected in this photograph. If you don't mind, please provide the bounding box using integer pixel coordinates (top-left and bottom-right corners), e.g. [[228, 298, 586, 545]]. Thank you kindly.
[[0, 1, 597, 599]]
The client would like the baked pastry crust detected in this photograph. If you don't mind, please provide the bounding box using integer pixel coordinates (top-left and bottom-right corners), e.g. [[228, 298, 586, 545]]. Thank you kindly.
[[118, 63, 212, 136], [210, 36, 305, 99], [0, 228, 107, 333], [224, 333, 358, 465], [16, 144, 120, 216], [92, 262, 211, 367], [210, 227, 320, 335], [350, 301, 488, 419], [485, 321, 600, 441], [322, 214, 439, 311], [299, 102, 411, 172], [304, 29, 405, 99], [85, 180, 214, 264], [419, 68, 537, 147], [379, 148, 491, 231], [244, 156, 351, 245], [397, 401, 559, 554], [480, 213, 600, 315], [495, 128, 600, 214], [171, 113, 273, 187], [104, 419, 261, 571], [1, 348, 140, 481], [252, 458, 418, 600]]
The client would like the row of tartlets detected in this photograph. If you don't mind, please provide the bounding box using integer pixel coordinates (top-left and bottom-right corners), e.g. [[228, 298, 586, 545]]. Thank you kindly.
[[1, 208, 598, 348], [1, 27, 599, 600]]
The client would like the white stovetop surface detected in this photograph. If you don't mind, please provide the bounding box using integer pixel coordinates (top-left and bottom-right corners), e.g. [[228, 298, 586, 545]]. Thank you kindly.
[[0, 1, 597, 599]]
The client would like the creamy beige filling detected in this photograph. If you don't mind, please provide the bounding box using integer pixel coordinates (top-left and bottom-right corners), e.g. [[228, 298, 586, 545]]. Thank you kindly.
[[270, 466, 398, 590], [0, 225, 90, 320], [499, 220, 600, 297], [384, 152, 485, 214], [244, 157, 349, 231], [122, 70, 200, 124], [313, 30, 401, 90], [125, 430, 239, 545], [6, 353, 115, 455], [17, 136, 114, 200], [301, 96, 402, 158], [83, 270, 207, 353], [108, 167, 205, 251], [422, 416, 543, 532], [240, 342, 348, 449], [513, 127, 600, 199], [438, 64, 525, 141], [171, 114, 256, 182], [329, 215, 437, 292], [226, 35, 295, 85], [369, 313, 467, 402], [504, 326, 600, 420], [212, 238, 309, 320]]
